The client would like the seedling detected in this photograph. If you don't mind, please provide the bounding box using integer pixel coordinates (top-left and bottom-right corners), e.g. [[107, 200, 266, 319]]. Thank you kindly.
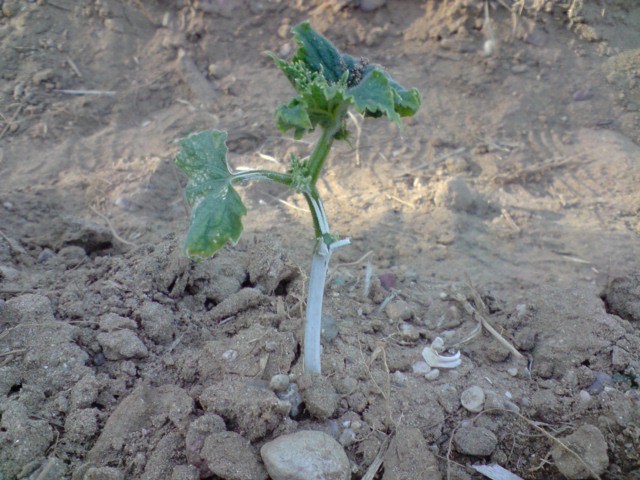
[[175, 22, 420, 374]]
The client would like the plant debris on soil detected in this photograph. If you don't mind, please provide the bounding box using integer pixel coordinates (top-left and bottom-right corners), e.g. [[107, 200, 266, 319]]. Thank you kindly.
[[1, 1, 639, 479]]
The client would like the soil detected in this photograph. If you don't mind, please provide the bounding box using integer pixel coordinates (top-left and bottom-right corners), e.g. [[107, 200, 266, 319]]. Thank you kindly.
[[1, 1, 639, 479]]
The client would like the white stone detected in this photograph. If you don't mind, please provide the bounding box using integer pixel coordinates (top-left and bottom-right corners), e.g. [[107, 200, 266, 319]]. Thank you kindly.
[[261, 431, 350, 480], [461, 385, 485, 413]]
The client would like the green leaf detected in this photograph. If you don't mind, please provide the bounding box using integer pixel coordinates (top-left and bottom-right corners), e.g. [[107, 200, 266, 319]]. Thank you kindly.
[[347, 68, 400, 125], [269, 21, 421, 137], [290, 21, 345, 83], [175, 130, 247, 260], [275, 100, 312, 139]]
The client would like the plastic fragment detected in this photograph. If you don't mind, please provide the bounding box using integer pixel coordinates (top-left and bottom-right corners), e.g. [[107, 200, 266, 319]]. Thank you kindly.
[[422, 337, 461, 369], [472, 464, 524, 480]]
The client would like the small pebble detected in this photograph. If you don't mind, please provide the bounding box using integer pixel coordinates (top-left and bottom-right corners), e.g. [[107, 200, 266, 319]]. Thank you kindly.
[[338, 428, 356, 447], [378, 272, 396, 290], [398, 322, 419, 342], [37, 248, 55, 263], [586, 372, 612, 395], [454, 426, 498, 456], [32, 68, 55, 84], [3, 201, 13, 210], [507, 367, 518, 377], [269, 374, 290, 393], [391, 371, 407, 385], [461, 385, 485, 413], [412, 361, 431, 375], [573, 88, 593, 101], [578, 390, 592, 403], [222, 349, 237, 362], [385, 300, 413, 322], [425, 369, 440, 381]]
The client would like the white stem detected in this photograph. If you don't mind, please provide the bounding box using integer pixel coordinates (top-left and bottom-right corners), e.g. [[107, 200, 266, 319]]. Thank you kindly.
[[303, 238, 350, 374]]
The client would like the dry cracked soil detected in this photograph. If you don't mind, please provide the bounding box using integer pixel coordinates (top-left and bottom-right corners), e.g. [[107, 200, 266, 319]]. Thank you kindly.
[[0, 0, 639, 479]]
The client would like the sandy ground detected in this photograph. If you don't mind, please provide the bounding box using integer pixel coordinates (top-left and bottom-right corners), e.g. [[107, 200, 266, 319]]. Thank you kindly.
[[0, 1, 639, 479]]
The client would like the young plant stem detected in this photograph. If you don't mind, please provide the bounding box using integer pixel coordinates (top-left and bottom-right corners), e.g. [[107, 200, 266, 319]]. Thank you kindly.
[[304, 241, 331, 375], [301, 111, 350, 374], [304, 231, 350, 374], [232, 169, 292, 186], [307, 104, 348, 185]]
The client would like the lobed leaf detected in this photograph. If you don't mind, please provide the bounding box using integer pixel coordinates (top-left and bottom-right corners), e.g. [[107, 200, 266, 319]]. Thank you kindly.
[[269, 21, 421, 136], [175, 130, 247, 260]]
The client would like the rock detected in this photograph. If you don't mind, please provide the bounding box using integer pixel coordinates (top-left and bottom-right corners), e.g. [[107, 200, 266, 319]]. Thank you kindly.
[[269, 374, 290, 393], [425, 369, 440, 381], [261, 431, 350, 480], [385, 300, 413, 322], [433, 176, 474, 212], [139, 301, 174, 344], [382, 427, 442, 480], [201, 431, 267, 480], [299, 373, 338, 419], [460, 386, 485, 413], [37, 248, 55, 263], [32, 68, 55, 84], [453, 426, 497, 456], [398, 322, 420, 342], [339, 428, 356, 447], [550, 425, 608, 479], [97, 329, 149, 360]]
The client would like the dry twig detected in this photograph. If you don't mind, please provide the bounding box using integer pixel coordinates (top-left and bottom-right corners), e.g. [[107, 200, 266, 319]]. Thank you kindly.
[[449, 283, 525, 361]]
